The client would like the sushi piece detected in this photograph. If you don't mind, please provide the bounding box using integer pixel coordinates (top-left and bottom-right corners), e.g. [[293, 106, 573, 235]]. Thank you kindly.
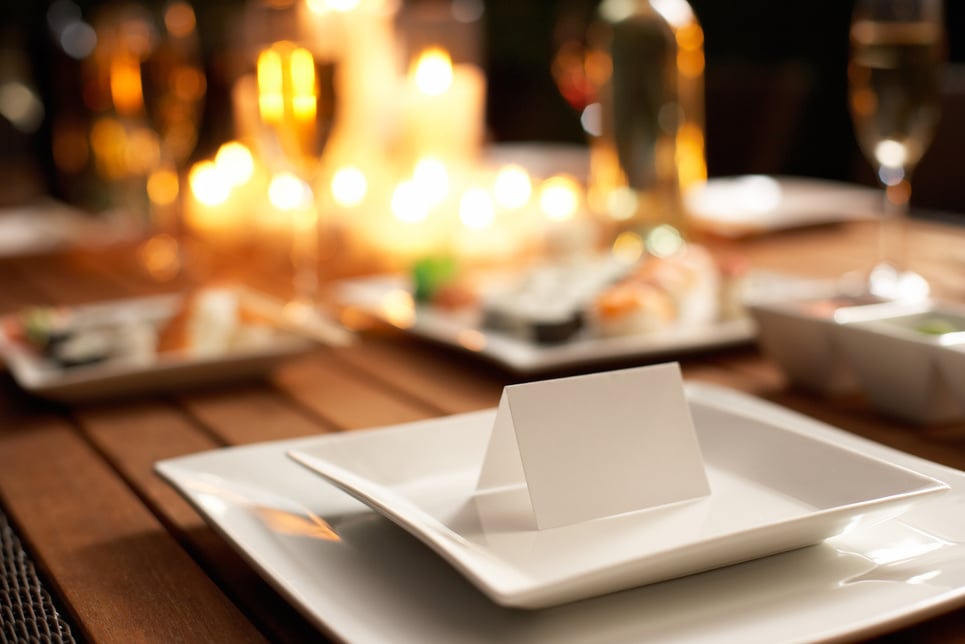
[[590, 280, 677, 337]]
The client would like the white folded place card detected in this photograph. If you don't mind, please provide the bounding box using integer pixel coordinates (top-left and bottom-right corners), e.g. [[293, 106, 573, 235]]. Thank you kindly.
[[476, 362, 711, 530]]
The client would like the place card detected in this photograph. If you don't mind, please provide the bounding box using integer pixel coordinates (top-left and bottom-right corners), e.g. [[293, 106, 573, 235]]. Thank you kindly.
[[476, 362, 710, 530]]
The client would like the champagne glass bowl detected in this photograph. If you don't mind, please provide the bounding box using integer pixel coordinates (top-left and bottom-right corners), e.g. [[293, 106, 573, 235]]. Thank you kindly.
[[847, 0, 946, 300]]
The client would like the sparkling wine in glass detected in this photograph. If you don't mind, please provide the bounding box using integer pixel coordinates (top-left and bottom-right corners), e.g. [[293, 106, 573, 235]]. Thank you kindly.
[[245, 0, 339, 322], [140, 0, 206, 278], [847, 0, 945, 300], [86, 1, 206, 280]]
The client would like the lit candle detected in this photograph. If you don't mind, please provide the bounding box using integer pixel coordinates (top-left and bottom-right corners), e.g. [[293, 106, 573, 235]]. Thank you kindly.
[[399, 47, 485, 167]]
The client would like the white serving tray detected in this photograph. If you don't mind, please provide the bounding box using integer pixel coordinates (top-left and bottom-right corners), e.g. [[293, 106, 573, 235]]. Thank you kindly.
[[288, 386, 946, 609], [336, 270, 815, 374], [156, 383, 965, 643], [0, 289, 318, 402]]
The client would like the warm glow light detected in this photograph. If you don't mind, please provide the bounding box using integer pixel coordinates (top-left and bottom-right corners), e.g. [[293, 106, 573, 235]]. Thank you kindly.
[[189, 160, 231, 206], [215, 141, 255, 186], [606, 186, 638, 221], [164, 2, 196, 37], [139, 234, 180, 281], [875, 139, 908, 169], [306, 0, 360, 13], [646, 224, 684, 258], [331, 166, 367, 207], [147, 167, 179, 206], [268, 172, 311, 211], [539, 174, 581, 221], [380, 289, 415, 328], [677, 122, 706, 188], [257, 47, 284, 123], [126, 126, 160, 174], [412, 157, 449, 205], [412, 47, 453, 96], [110, 53, 144, 116], [289, 47, 317, 122], [611, 230, 644, 263], [459, 187, 495, 230], [493, 164, 532, 209], [391, 180, 430, 223]]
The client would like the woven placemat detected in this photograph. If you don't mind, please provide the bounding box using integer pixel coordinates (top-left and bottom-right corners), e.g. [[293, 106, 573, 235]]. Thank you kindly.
[[1, 509, 77, 643]]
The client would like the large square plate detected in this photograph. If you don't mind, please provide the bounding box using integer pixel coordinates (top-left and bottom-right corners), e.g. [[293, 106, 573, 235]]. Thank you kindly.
[[156, 383, 965, 643], [288, 386, 947, 608], [0, 288, 319, 402], [336, 270, 820, 374]]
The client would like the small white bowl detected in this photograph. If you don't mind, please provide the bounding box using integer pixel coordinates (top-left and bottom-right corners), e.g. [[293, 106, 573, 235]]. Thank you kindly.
[[834, 302, 965, 424], [746, 293, 885, 395]]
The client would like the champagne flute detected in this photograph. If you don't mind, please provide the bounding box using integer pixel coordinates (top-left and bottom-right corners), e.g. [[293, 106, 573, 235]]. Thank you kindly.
[[847, 0, 945, 300], [246, 0, 339, 322], [86, 1, 206, 280], [140, 0, 206, 279]]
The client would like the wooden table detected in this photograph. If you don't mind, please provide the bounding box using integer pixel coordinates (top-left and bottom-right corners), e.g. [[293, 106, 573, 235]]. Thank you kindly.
[[0, 215, 964, 643]]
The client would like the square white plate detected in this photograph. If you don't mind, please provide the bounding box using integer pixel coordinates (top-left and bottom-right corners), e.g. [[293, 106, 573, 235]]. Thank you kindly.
[[288, 386, 947, 609], [156, 383, 965, 643], [336, 270, 819, 374], [0, 288, 318, 402]]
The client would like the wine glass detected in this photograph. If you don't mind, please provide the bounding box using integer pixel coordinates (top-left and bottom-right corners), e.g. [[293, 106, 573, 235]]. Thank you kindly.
[[86, 1, 206, 280], [847, 0, 946, 300], [244, 0, 340, 323], [140, 0, 206, 279]]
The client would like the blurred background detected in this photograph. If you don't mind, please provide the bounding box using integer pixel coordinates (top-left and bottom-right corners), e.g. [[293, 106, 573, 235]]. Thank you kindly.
[[1, 0, 963, 214]]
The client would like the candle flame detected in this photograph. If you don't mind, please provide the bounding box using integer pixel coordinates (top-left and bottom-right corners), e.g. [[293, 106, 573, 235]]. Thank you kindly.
[[307, 0, 360, 14], [268, 172, 311, 211], [331, 166, 367, 207], [190, 160, 231, 206], [412, 47, 453, 96], [215, 141, 255, 186], [391, 180, 430, 223], [539, 174, 581, 221], [459, 187, 495, 230], [493, 165, 532, 209], [412, 156, 449, 205]]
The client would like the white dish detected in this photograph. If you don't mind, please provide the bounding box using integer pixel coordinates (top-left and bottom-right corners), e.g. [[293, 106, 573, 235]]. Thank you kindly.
[[156, 383, 965, 643], [0, 288, 318, 402], [288, 388, 946, 609], [745, 290, 889, 396], [685, 175, 879, 238], [835, 301, 965, 424], [337, 271, 813, 374]]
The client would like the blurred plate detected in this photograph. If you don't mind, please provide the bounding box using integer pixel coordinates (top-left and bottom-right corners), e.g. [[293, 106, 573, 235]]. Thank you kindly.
[[337, 270, 816, 374], [0, 287, 318, 402], [686, 175, 879, 238]]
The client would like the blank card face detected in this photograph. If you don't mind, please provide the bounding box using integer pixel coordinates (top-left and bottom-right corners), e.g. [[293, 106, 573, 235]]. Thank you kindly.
[[477, 363, 711, 530]]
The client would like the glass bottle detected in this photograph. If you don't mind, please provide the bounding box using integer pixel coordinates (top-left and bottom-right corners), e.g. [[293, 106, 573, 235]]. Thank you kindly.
[[586, 0, 706, 255]]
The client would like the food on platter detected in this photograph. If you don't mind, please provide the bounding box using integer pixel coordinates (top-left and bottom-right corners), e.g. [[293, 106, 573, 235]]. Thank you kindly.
[[468, 244, 748, 345], [2, 287, 289, 371]]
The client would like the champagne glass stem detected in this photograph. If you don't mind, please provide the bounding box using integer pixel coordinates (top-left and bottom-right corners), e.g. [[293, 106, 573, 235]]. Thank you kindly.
[[291, 198, 320, 311], [877, 174, 911, 272]]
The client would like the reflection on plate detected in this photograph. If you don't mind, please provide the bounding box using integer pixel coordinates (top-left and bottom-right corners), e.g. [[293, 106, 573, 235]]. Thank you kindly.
[[288, 387, 946, 608], [0, 287, 317, 401], [156, 383, 965, 643], [337, 268, 816, 373]]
